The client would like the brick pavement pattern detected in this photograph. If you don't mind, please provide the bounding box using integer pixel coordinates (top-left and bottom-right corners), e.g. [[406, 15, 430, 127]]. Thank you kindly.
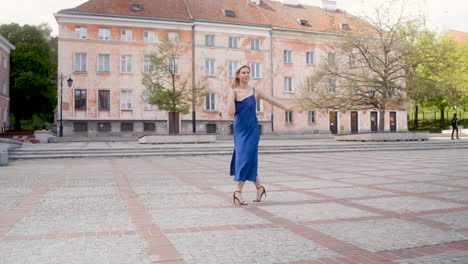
[[1, 148, 468, 263]]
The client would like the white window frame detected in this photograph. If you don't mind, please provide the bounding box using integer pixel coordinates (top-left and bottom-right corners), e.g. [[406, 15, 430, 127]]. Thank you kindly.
[[120, 55, 132, 73], [250, 38, 260, 50], [285, 112, 293, 124], [308, 111, 316, 124], [143, 95, 156, 110], [205, 59, 216, 76], [167, 57, 179, 75], [98, 28, 110, 40], [75, 27, 87, 39], [143, 55, 154, 74], [120, 90, 132, 110], [256, 99, 263, 112], [2, 56, 6, 68], [229, 36, 238, 48], [250, 63, 261, 78], [205, 34, 215, 47], [205, 93, 216, 111], [284, 77, 292, 92], [74, 53, 87, 72], [328, 52, 335, 66], [284, 50, 292, 63], [97, 54, 110, 73], [306, 51, 314, 65], [228, 60, 239, 78], [168, 32, 179, 45], [121, 29, 133, 41], [144, 31, 155, 42], [329, 79, 336, 93]]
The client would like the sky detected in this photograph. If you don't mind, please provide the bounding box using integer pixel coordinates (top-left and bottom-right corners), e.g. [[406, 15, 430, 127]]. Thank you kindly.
[[0, 0, 466, 36]]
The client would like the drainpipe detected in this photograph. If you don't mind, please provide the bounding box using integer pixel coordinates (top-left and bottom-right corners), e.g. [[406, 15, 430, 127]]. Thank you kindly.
[[269, 30, 274, 132], [192, 24, 196, 133]]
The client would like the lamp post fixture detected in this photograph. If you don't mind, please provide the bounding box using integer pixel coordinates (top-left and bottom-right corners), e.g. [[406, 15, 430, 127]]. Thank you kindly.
[[58, 73, 73, 137]]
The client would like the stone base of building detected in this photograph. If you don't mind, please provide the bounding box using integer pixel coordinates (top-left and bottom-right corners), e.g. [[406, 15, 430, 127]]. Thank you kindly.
[[335, 132, 430, 142], [139, 134, 216, 144]]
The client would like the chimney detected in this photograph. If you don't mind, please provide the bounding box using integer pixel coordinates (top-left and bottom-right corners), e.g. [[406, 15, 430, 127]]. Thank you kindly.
[[248, 0, 261, 5], [322, 0, 337, 11]]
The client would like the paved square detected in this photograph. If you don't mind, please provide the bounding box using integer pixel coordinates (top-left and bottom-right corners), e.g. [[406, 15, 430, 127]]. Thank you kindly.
[[166, 228, 339, 263], [1, 143, 468, 264], [309, 218, 467, 252]]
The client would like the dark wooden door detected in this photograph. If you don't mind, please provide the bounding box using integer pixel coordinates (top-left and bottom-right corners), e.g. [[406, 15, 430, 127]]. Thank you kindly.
[[329, 111, 338, 134], [351, 111, 358, 133], [370, 111, 378, 132], [390, 112, 397, 132]]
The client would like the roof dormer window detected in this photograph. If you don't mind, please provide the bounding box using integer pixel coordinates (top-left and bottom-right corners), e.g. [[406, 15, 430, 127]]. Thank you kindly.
[[298, 19, 310, 26], [224, 9, 236, 17], [341, 23, 350, 30], [130, 3, 143, 12]]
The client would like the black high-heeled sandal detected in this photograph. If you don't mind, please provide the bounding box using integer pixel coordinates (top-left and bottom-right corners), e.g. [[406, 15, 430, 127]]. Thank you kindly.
[[233, 191, 248, 205], [253, 186, 266, 202]]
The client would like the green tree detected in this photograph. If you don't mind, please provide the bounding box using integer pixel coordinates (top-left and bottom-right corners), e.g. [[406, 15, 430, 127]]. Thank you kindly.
[[0, 23, 56, 129], [142, 43, 206, 134]]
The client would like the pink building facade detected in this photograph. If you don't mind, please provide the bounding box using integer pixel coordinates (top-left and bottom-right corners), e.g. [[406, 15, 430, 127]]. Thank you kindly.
[[0, 34, 15, 133], [55, 0, 408, 136]]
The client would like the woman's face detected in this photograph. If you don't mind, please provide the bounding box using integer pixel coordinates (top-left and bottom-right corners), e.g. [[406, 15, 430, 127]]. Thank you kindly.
[[237, 67, 250, 83]]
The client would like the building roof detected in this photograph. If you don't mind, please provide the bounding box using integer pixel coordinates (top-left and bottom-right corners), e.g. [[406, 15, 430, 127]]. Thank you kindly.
[[0, 34, 15, 52], [449, 30, 468, 43], [58, 0, 372, 34]]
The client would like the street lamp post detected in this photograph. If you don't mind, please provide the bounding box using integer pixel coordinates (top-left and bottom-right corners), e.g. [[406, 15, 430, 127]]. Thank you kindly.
[[58, 73, 73, 137]]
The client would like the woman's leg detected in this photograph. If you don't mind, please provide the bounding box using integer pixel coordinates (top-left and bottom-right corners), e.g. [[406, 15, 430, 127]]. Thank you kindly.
[[234, 181, 247, 204]]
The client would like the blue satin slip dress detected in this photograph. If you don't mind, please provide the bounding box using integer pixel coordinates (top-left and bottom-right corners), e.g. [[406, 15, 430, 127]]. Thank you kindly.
[[230, 88, 260, 182]]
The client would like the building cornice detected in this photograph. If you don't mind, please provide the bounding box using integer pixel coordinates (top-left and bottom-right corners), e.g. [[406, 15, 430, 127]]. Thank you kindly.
[[0, 35, 15, 53]]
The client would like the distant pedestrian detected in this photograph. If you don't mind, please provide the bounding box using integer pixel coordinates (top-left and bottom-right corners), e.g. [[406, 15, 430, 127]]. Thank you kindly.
[[451, 113, 459, 140], [227, 65, 291, 205]]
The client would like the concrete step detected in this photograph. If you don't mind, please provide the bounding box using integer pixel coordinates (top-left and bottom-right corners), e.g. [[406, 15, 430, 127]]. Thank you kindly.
[[8, 141, 468, 159]]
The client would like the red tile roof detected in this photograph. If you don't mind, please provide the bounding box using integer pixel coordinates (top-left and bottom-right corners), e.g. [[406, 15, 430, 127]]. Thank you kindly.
[[449, 30, 468, 43], [59, 0, 372, 34]]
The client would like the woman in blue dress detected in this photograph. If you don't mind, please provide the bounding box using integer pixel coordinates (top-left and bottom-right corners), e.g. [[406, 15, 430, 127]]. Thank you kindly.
[[227, 65, 291, 205]]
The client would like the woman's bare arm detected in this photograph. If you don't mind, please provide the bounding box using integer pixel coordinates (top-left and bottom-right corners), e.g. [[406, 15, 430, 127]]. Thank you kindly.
[[227, 86, 236, 116], [256, 89, 292, 111]]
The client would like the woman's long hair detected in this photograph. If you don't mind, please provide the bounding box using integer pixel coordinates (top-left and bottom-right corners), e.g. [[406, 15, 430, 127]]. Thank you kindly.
[[234, 65, 250, 87]]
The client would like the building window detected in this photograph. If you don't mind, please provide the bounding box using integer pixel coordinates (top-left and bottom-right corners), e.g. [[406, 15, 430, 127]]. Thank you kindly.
[[224, 10, 236, 17], [144, 31, 155, 42], [205, 34, 215, 47], [205, 59, 215, 76], [206, 124, 217, 133], [308, 111, 316, 124], [250, 63, 260, 78], [120, 55, 132, 73], [1, 56, 6, 68], [349, 53, 357, 67], [229, 36, 238, 48], [121, 29, 133, 41], [121, 123, 133, 132], [341, 24, 350, 30], [306, 77, 314, 92], [168, 32, 179, 45], [306, 51, 314, 65], [97, 122, 111, 132], [228, 61, 238, 78], [75, 27, 87, 39], [98, 90, 110, 110], [256, 99, 263, 112], [284, 77, 292, 92], [143, 55, 154, 73], [74, 53, 87, 72], [74, 89, 87, 110], [120, 90, 132, 110], [73, 122, 88, 132], [250, 38, 260, 50], [285, 112, 293, 124], [143, 97, 156, 110], [98, 28, 110, 40], [298, 19, 310, 26], [284, 50, 292, 63], [205, 93, 216, 110], [328, 52, 335, 66], [97, 54, 110, 73], [144, 123, 156, 131], [168, 56, 179, 75], [328, 79, 336, 93]]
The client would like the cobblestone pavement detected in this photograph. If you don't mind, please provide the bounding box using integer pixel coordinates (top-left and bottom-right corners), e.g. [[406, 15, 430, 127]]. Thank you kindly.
[[1, 146, 468, 263]]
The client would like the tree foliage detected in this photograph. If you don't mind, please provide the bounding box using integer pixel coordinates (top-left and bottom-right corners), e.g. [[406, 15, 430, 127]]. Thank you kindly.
[[0, 23, 56, 129], [142, 43, 207, 115], [297, 2, 420, 132]]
